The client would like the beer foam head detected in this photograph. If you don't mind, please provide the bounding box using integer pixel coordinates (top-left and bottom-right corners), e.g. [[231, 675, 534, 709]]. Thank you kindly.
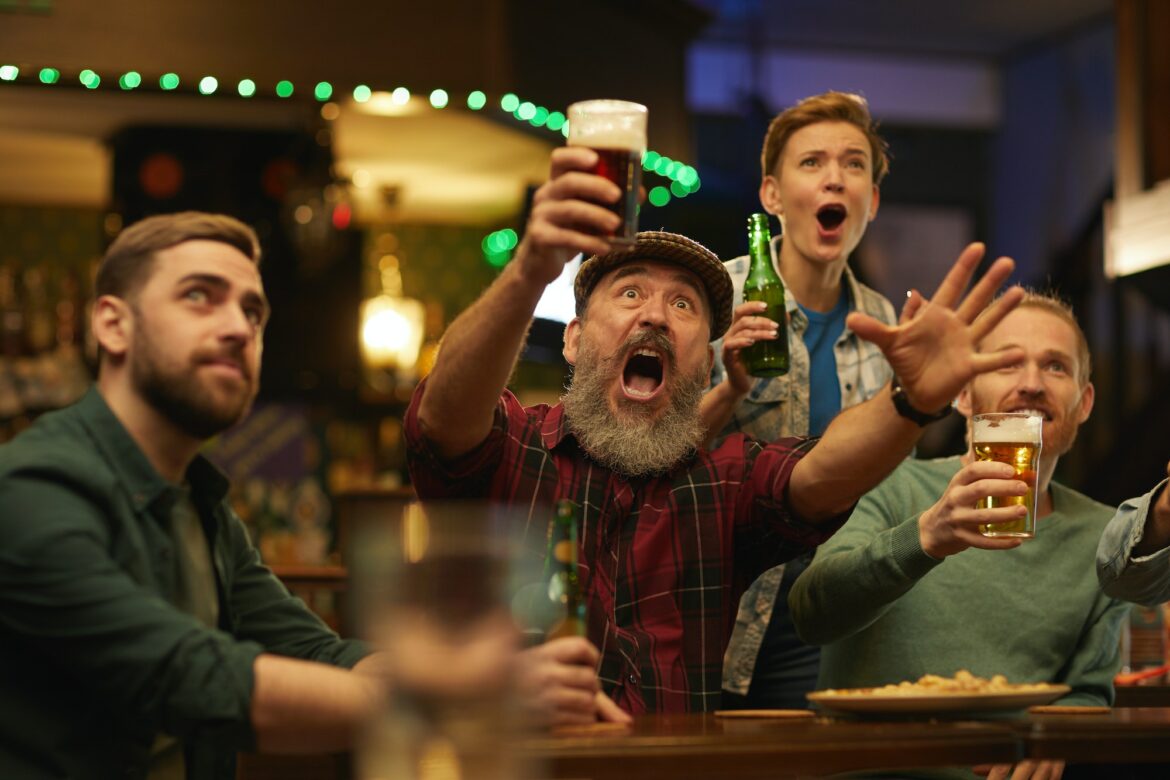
[[973, 413, 1042, 442], [567, 100, 646, 150]]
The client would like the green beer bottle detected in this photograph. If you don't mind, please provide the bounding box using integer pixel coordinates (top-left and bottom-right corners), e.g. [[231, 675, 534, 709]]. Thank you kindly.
[[741, 213, 790, 377], [545, 499, 586, 640]]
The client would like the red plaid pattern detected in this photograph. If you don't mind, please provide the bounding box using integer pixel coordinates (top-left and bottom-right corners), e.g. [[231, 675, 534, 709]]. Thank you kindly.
[[404, 382, 849, 714]]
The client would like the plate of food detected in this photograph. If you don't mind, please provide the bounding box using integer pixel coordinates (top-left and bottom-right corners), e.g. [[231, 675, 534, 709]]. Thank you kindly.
[[807, 670, 1070, 715]]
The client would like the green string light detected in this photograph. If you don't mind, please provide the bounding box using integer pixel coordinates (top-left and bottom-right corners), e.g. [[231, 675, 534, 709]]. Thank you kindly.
[[8, 65, 701, 206], [648, 187, 671, 207]]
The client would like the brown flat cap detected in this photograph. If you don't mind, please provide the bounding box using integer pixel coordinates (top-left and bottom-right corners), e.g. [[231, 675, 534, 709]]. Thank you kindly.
[[573, 231, 733, 340]]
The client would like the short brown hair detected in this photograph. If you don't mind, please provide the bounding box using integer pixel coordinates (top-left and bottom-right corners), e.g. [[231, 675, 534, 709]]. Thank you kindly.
[[96, 211, 261, 301], [760, 91, 890, 185]]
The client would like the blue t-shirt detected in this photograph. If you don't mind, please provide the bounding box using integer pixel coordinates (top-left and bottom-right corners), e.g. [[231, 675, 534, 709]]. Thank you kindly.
[[798, 288, 850, 436]]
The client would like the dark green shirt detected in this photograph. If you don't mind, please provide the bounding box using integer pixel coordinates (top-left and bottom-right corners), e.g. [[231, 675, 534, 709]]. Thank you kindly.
[[0, 388, 369, 779]]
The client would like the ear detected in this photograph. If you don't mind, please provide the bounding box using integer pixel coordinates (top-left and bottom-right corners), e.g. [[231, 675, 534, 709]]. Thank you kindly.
[[1074, 381, 1095, 424], [92, 295, 133, 360], [954, 384, 973, 419], [562, 318, 582, 366], [759, 175, 783, 218], [868, 184, 881, 222]]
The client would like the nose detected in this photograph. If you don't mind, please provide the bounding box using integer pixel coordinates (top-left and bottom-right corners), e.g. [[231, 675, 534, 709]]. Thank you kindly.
[[637, 295, 671, 331], [1015, 361, 1045, 397], [219, 303, 256, 343], [823, 162, 845, 193]]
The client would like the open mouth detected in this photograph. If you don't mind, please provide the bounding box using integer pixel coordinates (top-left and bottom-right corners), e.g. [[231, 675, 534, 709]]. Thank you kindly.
[[816, 204, 847, 231], [622, 349, 664, 399]]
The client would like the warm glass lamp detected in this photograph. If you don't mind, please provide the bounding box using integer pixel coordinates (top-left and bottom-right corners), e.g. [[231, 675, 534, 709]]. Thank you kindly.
[[359, 265, 424, 379]]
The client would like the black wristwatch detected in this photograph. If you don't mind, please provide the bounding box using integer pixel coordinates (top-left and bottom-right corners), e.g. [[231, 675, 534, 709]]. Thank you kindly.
[[889, 377, 952, 426]]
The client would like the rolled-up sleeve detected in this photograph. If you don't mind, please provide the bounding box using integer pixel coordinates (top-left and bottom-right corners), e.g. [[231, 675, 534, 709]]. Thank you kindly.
[[1097, 480, 1170, 606]]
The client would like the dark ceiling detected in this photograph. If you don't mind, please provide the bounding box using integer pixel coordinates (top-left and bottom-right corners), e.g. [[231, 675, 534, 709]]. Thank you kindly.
[[692, 0, 1113, 59]]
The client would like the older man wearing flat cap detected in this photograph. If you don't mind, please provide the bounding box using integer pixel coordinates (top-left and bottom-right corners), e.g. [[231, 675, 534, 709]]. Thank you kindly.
[[405, 145, 1025, 724]]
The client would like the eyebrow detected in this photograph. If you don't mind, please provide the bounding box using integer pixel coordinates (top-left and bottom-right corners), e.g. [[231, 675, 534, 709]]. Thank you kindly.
[[177, 272, 270, 316], [994, 342, 1076, 365], [609, 264, 707, 305]]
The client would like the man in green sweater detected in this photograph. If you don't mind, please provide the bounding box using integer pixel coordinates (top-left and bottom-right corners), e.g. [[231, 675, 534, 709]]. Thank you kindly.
[[790, 292, 1128, 780]]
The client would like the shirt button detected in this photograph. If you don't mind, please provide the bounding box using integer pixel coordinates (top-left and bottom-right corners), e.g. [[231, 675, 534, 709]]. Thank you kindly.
[[628, 674, 638, 685]]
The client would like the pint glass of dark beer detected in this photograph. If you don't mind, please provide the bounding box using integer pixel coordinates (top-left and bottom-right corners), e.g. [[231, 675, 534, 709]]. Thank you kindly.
[[567, 99, 647, 247], [973, 412, 1043, 538]]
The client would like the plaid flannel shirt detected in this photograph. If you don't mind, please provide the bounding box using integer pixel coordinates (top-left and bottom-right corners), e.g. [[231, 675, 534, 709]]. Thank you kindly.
[[713, 238, 896, 696], [404, 383, 850, 714]]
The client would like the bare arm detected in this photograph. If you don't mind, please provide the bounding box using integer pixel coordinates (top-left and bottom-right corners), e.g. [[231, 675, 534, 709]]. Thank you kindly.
[[250, 654, 384, 754], [1134, 463, 1170, 557], [789, 243, 1025, 521], [417, 147, 620, 459]]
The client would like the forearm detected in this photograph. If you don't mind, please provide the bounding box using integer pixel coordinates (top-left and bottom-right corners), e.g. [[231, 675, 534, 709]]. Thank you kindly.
[[1134, 481, 1170, 557], [788, 383, 922, 521], [790, 514, 939, 645], [699, 380, 744, 444], [250, 653, 385, 754], [418, 260, 548, 458]]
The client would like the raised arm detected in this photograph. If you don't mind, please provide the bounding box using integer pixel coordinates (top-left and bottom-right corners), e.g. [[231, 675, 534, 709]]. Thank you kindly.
[[1097, 466, 1170, 605], [699, 300, 774, 442], [1134, 463, 1170, 557], [417, 147, 620, 459], [788, 243, 1025, 522]]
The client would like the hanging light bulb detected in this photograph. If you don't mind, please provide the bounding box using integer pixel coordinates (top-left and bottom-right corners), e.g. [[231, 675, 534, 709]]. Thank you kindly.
[[359, 261, 424, 377]]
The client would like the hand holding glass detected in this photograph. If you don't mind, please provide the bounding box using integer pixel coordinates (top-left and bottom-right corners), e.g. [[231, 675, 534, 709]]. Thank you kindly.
[[973, 413, 1042, 538], [566, 99, 647, 247]]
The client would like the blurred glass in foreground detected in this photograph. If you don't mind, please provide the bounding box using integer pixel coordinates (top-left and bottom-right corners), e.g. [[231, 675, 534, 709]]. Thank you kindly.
[[352, 500, 544, 780]]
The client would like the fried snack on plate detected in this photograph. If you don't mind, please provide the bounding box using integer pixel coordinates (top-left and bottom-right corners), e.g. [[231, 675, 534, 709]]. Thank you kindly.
[[817, 669, 1060, 697]]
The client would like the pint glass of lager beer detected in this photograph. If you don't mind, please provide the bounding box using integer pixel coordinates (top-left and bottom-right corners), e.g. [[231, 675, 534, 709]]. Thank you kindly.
[[972, 412, 1043, 538], [567, 99, 647, 247]]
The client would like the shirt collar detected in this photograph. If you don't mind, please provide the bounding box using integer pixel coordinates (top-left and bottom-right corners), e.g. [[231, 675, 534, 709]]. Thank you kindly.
[[79, 387, 230, 514], [540, 402, 572, 450]]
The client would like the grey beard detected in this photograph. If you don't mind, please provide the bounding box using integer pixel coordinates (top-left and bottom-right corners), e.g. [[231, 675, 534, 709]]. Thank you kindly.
[[562, 332, 708, 478]]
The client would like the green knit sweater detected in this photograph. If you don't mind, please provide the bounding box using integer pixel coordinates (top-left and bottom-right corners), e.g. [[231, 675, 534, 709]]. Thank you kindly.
[[791, 456, 1127, 703], [789, 457, 1128, 778]]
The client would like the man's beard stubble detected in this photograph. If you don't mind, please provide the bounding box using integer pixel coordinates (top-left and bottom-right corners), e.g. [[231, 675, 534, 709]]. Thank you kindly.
[[131, 313, 257, 440], [562, 330, 707, 478]]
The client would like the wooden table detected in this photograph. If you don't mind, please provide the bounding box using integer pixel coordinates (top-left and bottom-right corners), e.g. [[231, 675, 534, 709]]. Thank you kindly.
[[518, 713, 1021, 779], [1023, 707, 1170, 765], [518, 710, 1170, 779]]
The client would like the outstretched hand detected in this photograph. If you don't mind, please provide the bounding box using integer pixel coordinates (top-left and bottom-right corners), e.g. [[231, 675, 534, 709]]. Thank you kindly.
[[848, 242, 1025, 414], [918, 460, 1030, 559]]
